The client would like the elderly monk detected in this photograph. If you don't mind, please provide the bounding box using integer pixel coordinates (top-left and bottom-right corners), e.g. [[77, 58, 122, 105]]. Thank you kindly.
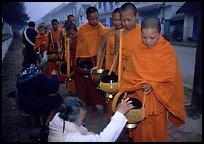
[[120, 17, 186, 142], [75, 6, 107, 117]]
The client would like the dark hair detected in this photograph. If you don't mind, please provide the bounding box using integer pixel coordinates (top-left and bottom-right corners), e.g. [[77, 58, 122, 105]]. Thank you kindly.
[[51, 19, 59, 24], [67, 14, 75, 20], [28, 21, 35, 27], [120, 2, 138, 15], [66, 23, 77, 32], [38, 25, 44, 30], [86, 6, 98, 18], [141, 17, 161, 33], [113, 7, 120, 14], [59, 96, 86, 122]]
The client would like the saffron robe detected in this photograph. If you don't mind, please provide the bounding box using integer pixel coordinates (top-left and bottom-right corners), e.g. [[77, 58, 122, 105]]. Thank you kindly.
[[104, 26, 116, 69], [75, 22, 107, 106], [46, 28, 62, 79], [120, 37, 186, 142], [34, 34, 48, 55], [121, 24, 141, 70]]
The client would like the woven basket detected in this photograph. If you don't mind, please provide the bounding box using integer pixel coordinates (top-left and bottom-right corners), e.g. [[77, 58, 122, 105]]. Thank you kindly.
[[112, 91, 146, 124]]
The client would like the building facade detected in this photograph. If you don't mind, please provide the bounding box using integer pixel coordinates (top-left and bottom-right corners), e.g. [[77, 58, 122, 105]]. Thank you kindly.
[[38, 2, 96, 28], [38, 2, 199, 43]]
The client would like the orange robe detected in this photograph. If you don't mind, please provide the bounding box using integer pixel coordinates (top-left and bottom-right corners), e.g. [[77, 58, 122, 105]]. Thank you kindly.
[[34, 34, 48, 55], [65, 37, 77, 94], [121, 24, 141, 70], [75, 22, 107, 106], [76, 22, 107, 58], [120, 37, 186, 142], [47, 28, 62, 53], [46, 28, 62, 79], [104, 26, 116, 69]]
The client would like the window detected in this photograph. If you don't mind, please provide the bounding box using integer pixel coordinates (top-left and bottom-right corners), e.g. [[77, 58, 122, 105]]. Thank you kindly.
[[99, 2, 102, 8], [110, 2, 113, 10], [103, 2, 106, 11]]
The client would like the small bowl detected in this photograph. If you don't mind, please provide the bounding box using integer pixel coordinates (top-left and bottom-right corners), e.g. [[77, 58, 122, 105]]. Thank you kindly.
[[76, 61, 93, 78], [112, 92, 145, 124], [91, 68, 104, 84], [99, 74, 119, 94]]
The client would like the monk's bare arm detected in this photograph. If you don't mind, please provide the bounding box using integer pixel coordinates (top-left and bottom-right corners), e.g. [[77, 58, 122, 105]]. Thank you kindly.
[[45, 32, 51, 51], [96, 35, 106, 68], [57, 30, 63, 53], [112, 30, 120, 73]]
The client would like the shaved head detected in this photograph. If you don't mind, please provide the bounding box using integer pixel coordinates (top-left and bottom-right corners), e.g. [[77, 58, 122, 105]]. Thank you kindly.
[[141, 17, 161, 33], [120, 2, 138, 15]]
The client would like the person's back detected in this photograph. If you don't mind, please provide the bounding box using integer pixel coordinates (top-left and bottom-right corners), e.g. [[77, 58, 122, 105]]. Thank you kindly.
[[16, 61, 63, 117], [22, 21, 38, 64]]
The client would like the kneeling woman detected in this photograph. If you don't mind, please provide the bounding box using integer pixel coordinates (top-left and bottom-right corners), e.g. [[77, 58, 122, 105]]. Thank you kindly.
[[48, 96, 133, 142]]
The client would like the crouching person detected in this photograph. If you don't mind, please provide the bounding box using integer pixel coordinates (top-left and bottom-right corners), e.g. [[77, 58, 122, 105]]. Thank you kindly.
[[48, 96, 133, 142], [16, 59, 64, 141]]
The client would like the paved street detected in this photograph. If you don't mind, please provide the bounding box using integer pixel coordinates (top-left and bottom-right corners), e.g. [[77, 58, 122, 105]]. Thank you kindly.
[[2, 37, 202, 142], [173, 44, 196, 89]]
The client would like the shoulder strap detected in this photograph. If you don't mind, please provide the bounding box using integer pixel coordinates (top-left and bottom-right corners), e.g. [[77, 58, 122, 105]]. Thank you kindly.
[[50, 31, 55, 50], [24, 28, 35, 46]]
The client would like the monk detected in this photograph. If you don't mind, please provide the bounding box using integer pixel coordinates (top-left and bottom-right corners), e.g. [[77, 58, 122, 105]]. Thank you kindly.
[[75, 6, 107, 117], [120, 17, 186, 142], [93, 7, 122, 70], [45, 19, 62, 80], [34, 25, 48, 68], [90, 8, 122, 122], [63, 23, 78, 95], [67, 14, 76, 25], [113, 2, 141, 74], [66, 23, 77, 68]]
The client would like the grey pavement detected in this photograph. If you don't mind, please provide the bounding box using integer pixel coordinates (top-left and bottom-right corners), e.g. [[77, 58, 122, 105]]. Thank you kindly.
[[172, 44, 196, 89], [2, 37, 202, 142]]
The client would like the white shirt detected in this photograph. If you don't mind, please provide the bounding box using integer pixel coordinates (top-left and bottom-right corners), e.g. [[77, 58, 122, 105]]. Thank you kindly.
[[48, 111, 128, 142]]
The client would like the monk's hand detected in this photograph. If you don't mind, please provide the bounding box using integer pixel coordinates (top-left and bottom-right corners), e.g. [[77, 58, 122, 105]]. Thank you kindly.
[[117, 98, 134, 114], [90, 66, 99, 75], [141, 83, 152, 95]]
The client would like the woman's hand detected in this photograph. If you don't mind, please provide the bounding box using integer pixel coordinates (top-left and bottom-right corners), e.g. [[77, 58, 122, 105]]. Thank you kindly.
[[116, 97, 134, 114]]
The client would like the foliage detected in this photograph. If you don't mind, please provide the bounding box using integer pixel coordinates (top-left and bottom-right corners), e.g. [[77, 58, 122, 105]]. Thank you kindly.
[[2, 2, 30, 26]]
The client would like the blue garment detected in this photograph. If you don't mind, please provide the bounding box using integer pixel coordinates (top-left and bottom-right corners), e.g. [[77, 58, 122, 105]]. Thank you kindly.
[[16, 64, 63, 116]]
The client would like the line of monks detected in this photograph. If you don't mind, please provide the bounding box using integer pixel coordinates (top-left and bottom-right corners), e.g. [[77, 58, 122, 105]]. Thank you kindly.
[[25, 2, 186, 142]]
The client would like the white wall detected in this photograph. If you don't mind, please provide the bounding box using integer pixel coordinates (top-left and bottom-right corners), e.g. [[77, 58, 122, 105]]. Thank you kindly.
[[2, 37, 13, 61]]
